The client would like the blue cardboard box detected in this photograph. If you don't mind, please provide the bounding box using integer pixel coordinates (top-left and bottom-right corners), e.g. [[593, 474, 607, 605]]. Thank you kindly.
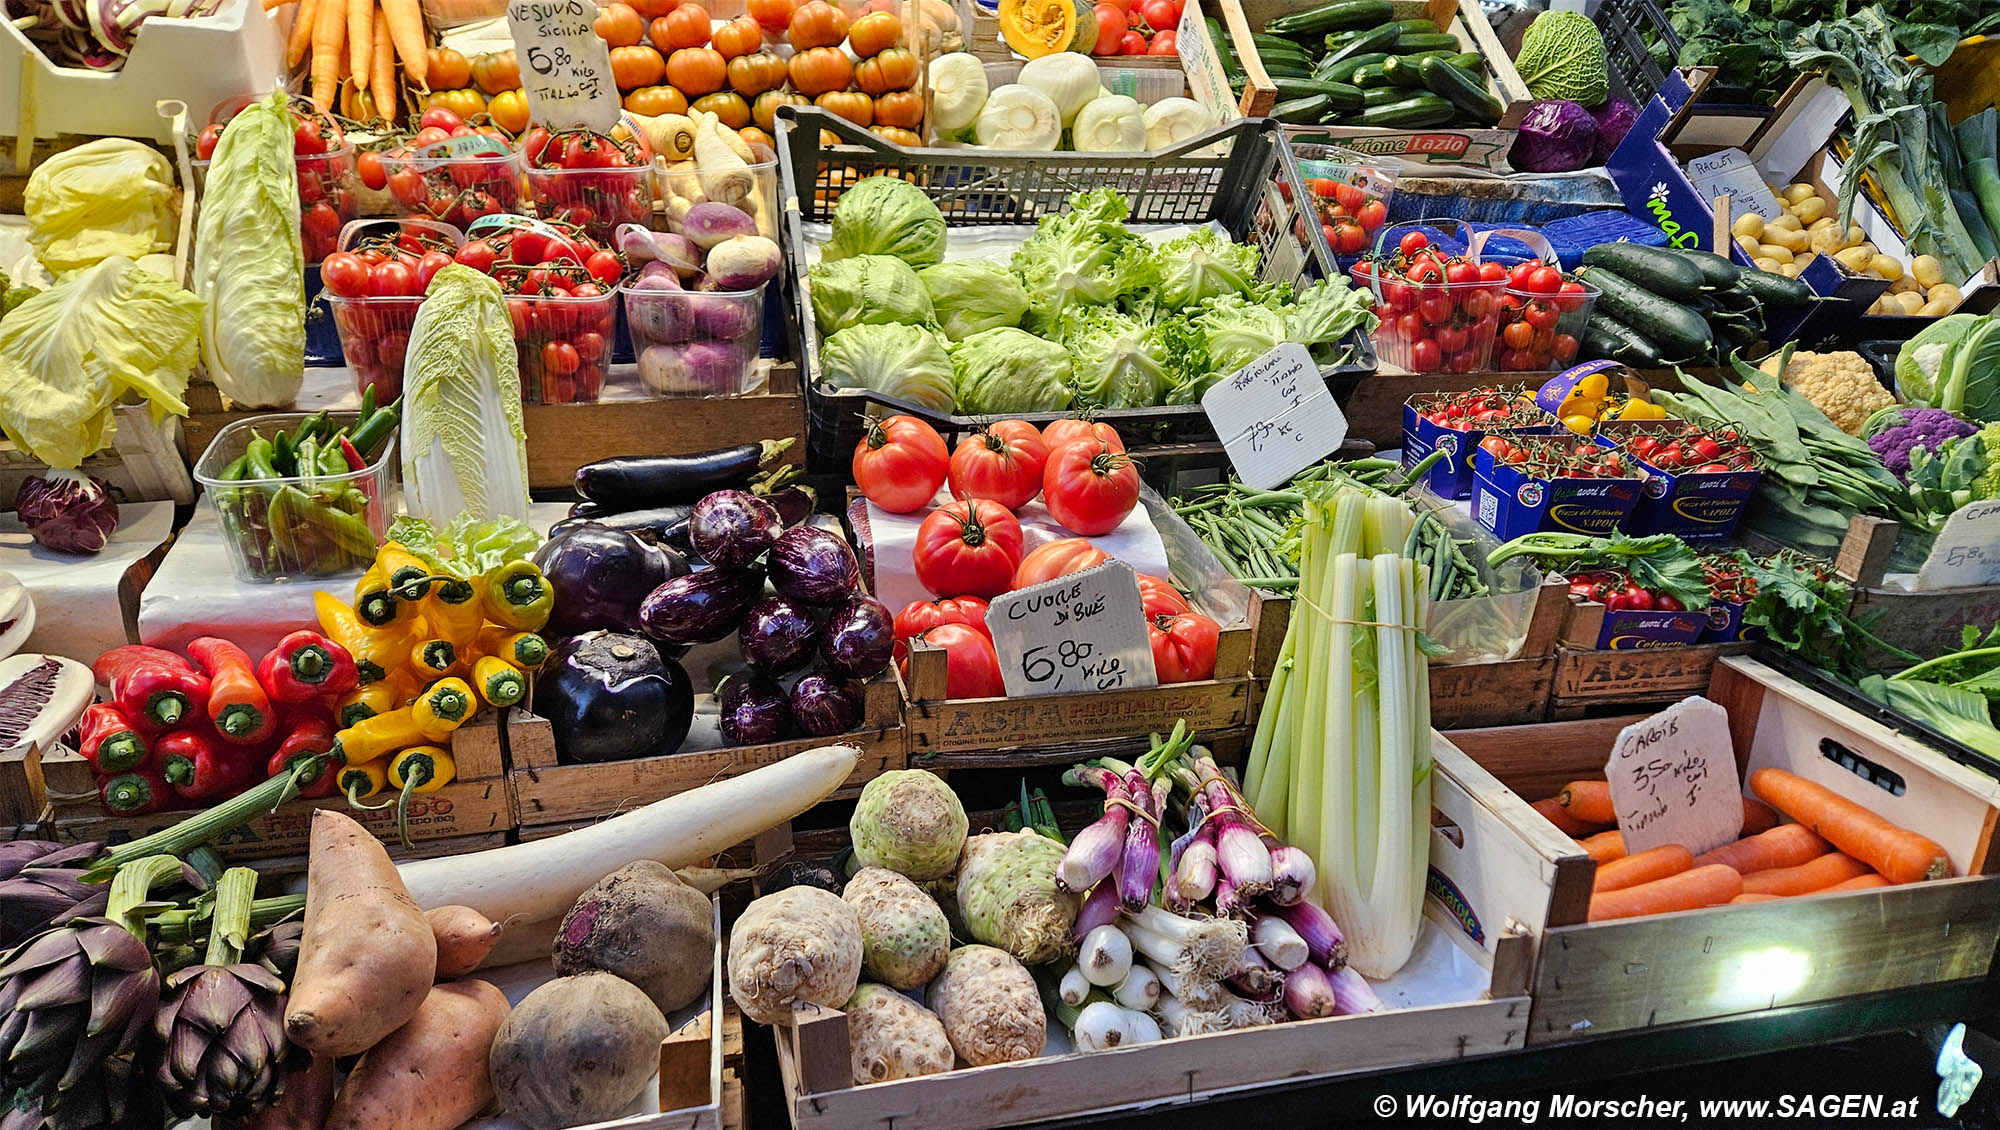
[[1595, 607, 1710, 649], [1401, 396, 1555, 501], [1594, 433, 1761, 542], [1471, 445, 1641, 541]]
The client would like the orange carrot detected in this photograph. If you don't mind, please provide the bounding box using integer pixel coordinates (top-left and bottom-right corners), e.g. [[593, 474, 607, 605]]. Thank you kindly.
[[1587, 864, 1742, 922], [347, 0, 372, 91], [1740, 852, 1872, 897], [1729, 892, 1782, 904], [1577, 829, 1625, 863], [1741, 797, 1779, 836], [310, 0, 346, 111], [1533, 797, 1603, 838], [1691, 823, 1828, 875], [371, 10, 395, 122], [379, 0, 426, 87], [1818, 873, 1891, 894], [1593, 844, 1693, 893], [286, 0, 318, 69], [1749, 768, 1951, 884], [1558, 780, 1615, 824]]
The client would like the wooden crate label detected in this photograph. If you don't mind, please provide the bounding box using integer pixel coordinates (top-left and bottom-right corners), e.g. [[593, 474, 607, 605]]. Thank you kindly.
[[918, 681, 1246, 749], [1605, 696, 1740, 857], [1554, 646, 1724, 699]]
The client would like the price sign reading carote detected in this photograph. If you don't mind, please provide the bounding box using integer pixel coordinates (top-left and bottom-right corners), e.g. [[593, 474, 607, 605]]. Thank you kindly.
[[1917, 500, 2000, 590], [1201, 343, 1349, 490], [506, 0, 622, 134], [1604, 695, 1743, 857], [986, 560, 1159, 698]]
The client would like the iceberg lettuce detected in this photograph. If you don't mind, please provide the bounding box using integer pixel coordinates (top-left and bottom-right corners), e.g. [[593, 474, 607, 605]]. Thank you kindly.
[[918, 260, 1028, 341], [950, 328, 1072, 415]]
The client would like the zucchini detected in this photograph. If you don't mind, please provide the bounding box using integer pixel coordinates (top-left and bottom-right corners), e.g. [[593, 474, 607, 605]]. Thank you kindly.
[[1252, 33, 1311, 59], [1272, 94, 1333, 124], [1732, 266, 1817, 308], [1444, 51, 1483, 72], [1265, 0, 1392, 36], [1318, 51, 1390, 82], [1381, 51, 1451, 88], [1680, 248, 1745, 289], [1211, 19, 1245, 78], [1361, 86, 1406, 108], [1382, 17, 1439, 35], [1418, 55, 1500, 124], [1390, 32, 1461, 53], [1321, 22, 1403, 67], [1272, 78, 1366, 109], [1350, 93, 1454, 128], [1576, 267, 1715, 361], [1579, 242, 1708, 299], [1349, 62, 1391, 88], [1580, 311, 1663, 368], [1261, 56, 1315, 78]]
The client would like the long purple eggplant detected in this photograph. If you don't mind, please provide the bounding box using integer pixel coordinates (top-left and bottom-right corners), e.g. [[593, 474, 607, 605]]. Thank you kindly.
[[637, 566, 766, 645]]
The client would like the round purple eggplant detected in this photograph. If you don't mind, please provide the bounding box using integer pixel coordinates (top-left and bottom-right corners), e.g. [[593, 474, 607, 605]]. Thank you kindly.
[[541, 632, 693, 764], [791, 671, 861, 737], [689, 490, 781, 571], [534, 523, 689, 639], [718, 675, 793, 746], [768, 526, 860, 607], [638, 566, 766, 645], [740, 595, 819, 673], [821, 595, 894, 679]]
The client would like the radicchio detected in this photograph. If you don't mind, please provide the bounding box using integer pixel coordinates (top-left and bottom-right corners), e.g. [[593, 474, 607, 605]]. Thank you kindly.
[[15, 470, 118, 554]]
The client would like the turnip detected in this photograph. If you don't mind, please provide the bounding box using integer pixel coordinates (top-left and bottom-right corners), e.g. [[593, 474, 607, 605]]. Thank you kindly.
[[727, 887, 863, 1025], [638, 340, 751, 396], [626, 276, 694, 347], [843, 867, 949, 990], [704, 235, 782, 289], [843, 984, 953, 1085], [682, 201, 757, 250], [489, 972, 667, 1130], [928, 945, 1044, 1066], [691, 291, 760, 341], [619, 227, 703, 279], [554, 861, 715, 1014]]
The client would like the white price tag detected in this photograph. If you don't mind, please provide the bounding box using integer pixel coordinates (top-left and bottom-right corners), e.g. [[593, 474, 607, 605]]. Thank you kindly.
[[1686, 149, 1787, 222], [985, 560, 1159, 698], [1604, 696, 1743, 857], [1201, 343, 1348, 491], [506, 0, 622, 134], [1917, 500, 2000, 590]]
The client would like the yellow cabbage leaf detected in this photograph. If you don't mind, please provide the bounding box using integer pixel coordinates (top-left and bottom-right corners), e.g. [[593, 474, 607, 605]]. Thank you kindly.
[[25, 139, 177, 275]]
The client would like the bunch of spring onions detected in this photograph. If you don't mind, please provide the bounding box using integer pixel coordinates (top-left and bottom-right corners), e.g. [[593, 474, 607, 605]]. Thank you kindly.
[[1242, 489, 1433, 980], [1045, 723, 1383, 1050]]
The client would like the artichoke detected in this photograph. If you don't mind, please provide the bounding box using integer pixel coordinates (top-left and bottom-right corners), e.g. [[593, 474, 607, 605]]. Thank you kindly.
[[0, 840, 66, 881], [151, 867, 288, 1118], [0, 843, 107, 947], [246, 919, 302, 980], [4, 1052, 162, 1130]]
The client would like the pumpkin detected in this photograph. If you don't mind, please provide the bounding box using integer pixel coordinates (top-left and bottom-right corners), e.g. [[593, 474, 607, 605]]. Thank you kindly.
[[997, 0, 1095, 58]]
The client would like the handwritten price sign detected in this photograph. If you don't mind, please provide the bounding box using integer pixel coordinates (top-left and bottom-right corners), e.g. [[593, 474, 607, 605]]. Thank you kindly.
[[1918, 499, 2000, 590], [1604, 695, 1742, 857], [1201, 343, 1348, 490], [986, 560, 1158, 698], [506, 0, 621, 133]]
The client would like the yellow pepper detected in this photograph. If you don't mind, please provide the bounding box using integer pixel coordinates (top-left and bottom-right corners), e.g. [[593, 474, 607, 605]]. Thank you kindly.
[[353, 566, 401, 628], [333, 706, 428, 764], [386, 744, 457, 848], [475, 627, 549, 671], [422, 575, 488, 651], [411, 677, 475, 742], [315, 591, 418, 685], [409, 638, 458, 682], [338, 758, 390, 809], [481, 560, 553, 632], [375, 542, 436, 599], [336, 683, 398, 729], [470, 656, 526, 709]]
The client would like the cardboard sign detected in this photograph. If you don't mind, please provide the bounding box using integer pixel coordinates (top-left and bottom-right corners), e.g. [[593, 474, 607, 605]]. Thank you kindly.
[[506, 0, 622, 134], [1201, 344, 1349, 490], [985, 560, 1158, 698], [1917, 500, 2000, 590], [1686, 149, 1787, 222], [1604, 695, 1742, 857]]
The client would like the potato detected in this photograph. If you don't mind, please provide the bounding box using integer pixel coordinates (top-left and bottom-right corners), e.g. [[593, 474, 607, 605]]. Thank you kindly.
[[1764, 227, 1809, 252], [1808, 216, 1836, 232], [555, 861, 716, 1015], [1919, 297, 1957, 316], [1888, 275, 1920, 295], [1757, 243, 1795, 263], [327, 980, 510, 1130], [929, 945, 1044, 1067], [728, 887, 863, 1025], [1782, 183, 1818, 205], [1767, 211, 1803, 232], [844, 984, 953, 1084], [490, 972, 668, 1130], [1778, 262, 1802, 278], [1928, 283, 1963, 308], [1869, 254, 1903, 282], [1790, 195, 1828, 224], [1755, 257, 1782, 273], [1795, 252, 1817, 270], [1809, 226, 1848, 256], [1737, 235, 1764, 259], [1912, 254, 1944, 288], [1835, 245, 1875, 272], [1892, 290, 1925, 315], [1866, 296, 1888, 315], [1731, 212, 1765, 240]]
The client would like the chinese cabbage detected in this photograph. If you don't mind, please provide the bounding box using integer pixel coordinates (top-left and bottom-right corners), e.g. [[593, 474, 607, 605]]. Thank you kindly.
[[24, 138, 176, 275], [191, 89, 304, 409], [400, 266, 530, 525]]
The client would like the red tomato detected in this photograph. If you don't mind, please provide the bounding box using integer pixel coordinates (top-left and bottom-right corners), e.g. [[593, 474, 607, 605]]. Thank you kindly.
[[1506, 261, 1538, 290], [1138, 0, 1175, 28], [1410, 338, 1442, 371], [320, 251, 368, 297], [1444, 259, 1478, 285], [1149, 612, 1219, 683], [1147, 28, 1177, 53], [1043, 442, 1139, 536], [1330, 217, 1365, 254], [904, 623, 1004, 699], [355, 150, 386, 190], [1434, 323, 1468, 353], [1554, 280, 1589, 313], [1091, 3, 1126, 53], [1355, 198, 1386, 233], [1502, 320, 1535, 351], [586, 249, 623, 284], [195, 123, 222, 160], [1118, 30, 1148, 53], [455, 239, 497, 273], [413, 125, 453, 150], [893, 597, 992, 644], [1399, 231, 1429, 255], [914, 499, 1024, 599], [1417, 293, 1452, 325], [414, 250, 454, 289], [1523, 265, 1563, 297], [948, 422, 1048, 511], [419, 107, 465, 132], [542, 340, 581, 376], [1042, 418, 1125, 454], [1012, 537, 1110, 588], [1522, 299, 1560, 331], [369, 260, 417, 297], [1136, 574, 1191, 619], [853, 415, 949, 513], [1331, 182, 1366, 211], [293, 120, 329, 156]]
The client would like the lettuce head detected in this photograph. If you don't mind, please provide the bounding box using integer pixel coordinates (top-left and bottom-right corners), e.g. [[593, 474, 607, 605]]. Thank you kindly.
[[819, 322, 956, 413], [1055, 305, 1168, 409], [810, 254, 933, 334], [1152, 227, 1259, 310], [191, 89, 304, 409], [1012, 188, 1154, 329], [950, 328, 1073, 415], [25, 139, 176, 275], [823, 176, 947, 268], [918, 260, 1029, 341]]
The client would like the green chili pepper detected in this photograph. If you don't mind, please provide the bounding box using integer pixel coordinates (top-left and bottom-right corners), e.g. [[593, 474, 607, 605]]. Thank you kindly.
[[243, 438, 281, 481]]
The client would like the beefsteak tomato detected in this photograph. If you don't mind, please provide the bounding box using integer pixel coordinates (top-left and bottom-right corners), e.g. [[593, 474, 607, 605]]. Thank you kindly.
[[853, 415, 947, 513], [948, 421, 1049, 511], [1136, 574, 1190, 618], [1041, 417, 1125, 455], [1148, 612, 1219, 683], [891, 597, 990, 660], [1011, 537, 1109, 589], [914, 499, 1023, 598], [904, 622, 1004, 699], [1043, 443, 1140, 535]]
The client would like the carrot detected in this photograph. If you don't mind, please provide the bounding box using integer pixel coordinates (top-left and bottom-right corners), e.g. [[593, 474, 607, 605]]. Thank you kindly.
[[1533, 796, 1603, 837], [1729, 892, 1782, 904], [286, 0, 318, 69], [1691, 823, 1828, 875], [371, 9, 396, 122], [1749, 768, 1952, 884], [1588, 864, 1742, 921], [380, 0, 426, 87], [1819, 873, 1891, 894], [1741, 796, 1779, 836], [1577, 828, 1625, 863], [1593, 844, 1693, 892], [309, 0, 346, 111], [347, 0, 372, 91], [1740, 852, 1872, 896], [1558, 780, 1615, 824]]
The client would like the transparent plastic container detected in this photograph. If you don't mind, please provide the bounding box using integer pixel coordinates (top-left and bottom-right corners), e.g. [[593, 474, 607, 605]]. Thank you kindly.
[[1289, 143, 1399, 263], [655, 158, 780, 241], [1496, 276, 1598, 373], [194, 95, 357, 264], [321, 219, 465, 400], [1355, 222, 1563, 376], [515, 288, 619, 404], [380, 143, 525, 229], [192, 413, 394, 583], [525, 164, 654, 245], [622, 277, 766, 398]]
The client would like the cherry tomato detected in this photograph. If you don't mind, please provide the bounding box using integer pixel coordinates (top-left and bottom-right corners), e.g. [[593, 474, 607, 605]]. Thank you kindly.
[[1554, 280, 1589, 313], [1410, 338, 1442, 371], [913, 499, 1024, 599], [1394, 312, 1424, 341], [1147, 28, 1177, 53], [369, 260, 417, 297], [1418, 293, 1452, 324], [1355, 199, 1386, 233], [1399, 231, 1429, 255], [1149, 612, 1220, 683], [1461, 289, 1495, 320], [1434, 323, 1468, 353], [293, 120, 329, 156], [853, 415, 949, 513], [949, 421, 1049, 511], [1444, 260, 1478, 285], [1479, 261, 1509, 283], [414, 249, 454, 289], [903, 623, 1004, 698], [195, 123, 222, 160], [1523, 299, 1560, 331], [1502, 319, 1536, 351], [455, 239, 497, 273], [541, 340, 581, 376], [1118, 29, 1148, 53], [320, 251, 368, 298], [419, 107, 465, 132], [1522, 265, 1563, 297]]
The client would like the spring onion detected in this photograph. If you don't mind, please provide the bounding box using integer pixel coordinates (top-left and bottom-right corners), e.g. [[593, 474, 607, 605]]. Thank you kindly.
[[1251, 914, 1309, 972], [1079, 925, 1134, 988], [1122, 905, 1247, 980], [1058, 964, 1091, 1007], [1112, 964, 1161, 1011], [1272, 899, 1348, 969], [1330, 965, 1386, 1015], [1071, 880, 1121, 941], [1282, 960, 1338, 1019]]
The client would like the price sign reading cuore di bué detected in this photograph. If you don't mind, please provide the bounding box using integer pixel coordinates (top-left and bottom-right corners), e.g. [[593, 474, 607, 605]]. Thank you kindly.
[[985, 560, 1159, 699], [506, 0, 622, 134]]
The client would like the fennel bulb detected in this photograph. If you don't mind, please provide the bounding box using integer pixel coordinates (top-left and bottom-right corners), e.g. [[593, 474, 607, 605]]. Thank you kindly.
[[400, 266, 531, 525], [1018, 53, 1101, 125], [930, 51, 990, 135], [1143, 97, 1217, 150], [976, 84, 1062, 150], [1072, 95, 1147, 152]]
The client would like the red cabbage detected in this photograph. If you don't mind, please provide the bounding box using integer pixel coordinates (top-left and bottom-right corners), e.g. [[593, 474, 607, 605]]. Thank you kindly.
[[1591, 98, 1639, 165], [15, 471, 118, 555], [1511, 100, 1599, 174]]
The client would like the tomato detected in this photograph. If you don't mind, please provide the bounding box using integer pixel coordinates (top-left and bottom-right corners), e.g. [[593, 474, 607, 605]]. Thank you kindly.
[[948, 422, 1048, 511], [320, 251, 368, 297], [727, 52, 788, 96], [873, 90, 924, 129], [712, 14, 763, 56], [542, 340, 582, 377], [487, 89, 531, 133], [854, 46, 918, 94], [894, 597, 991, 645], [518, 126, 553, 164], [914, 499, 1024, 599], [415, 250, 454, 289], [815, 90, 873, 127], [1522, 299, 1560, 331], [1138, 0, 1176, 30], [584, 248, 623, 285], [653, 3, 711, 49], [195, 122, 222, 160], [412, 125, 452, 150], [1042, 442, 1139, 536], [1330, 216, 1365, 254], [427, 47, 474, 89], [1501, 320, 1535, 351], [904, 623, 1004, 699], [1012, 538, 1110, 589], [1041, 418, 1124, 454], [1118, 30, 1148, 53], [852, 414, 949, 513], [452, 239, 496, 274], [473, 49, 521, 94], [596, 2, 645, 44], [1393, 311, 1424, 341], [1149, 612, 1220, 683], [787, 0, 848, 47], [1434, 323, 1468, 353], [626, 84, 690, 116], [1409, 338, 1442, 371], [1554, 280, 1589, 314], [369, 260, 417, 297], [1505, 261, 1538, 290], [1091, 2, 1127, 53], [292, 120, 328, 156], [747, 0, 794, 31], [609, 44, 666, 89], [788, 46, 853, 96], [1399, 231, 1429, 255], [1136, 574, 1191, 619], [1522, 265, 1563, 297], [1417, 293, 1452, 325], [1147, 29, 1177, 53], [847, 9, 901, 55], [753, 90, 809, 131]]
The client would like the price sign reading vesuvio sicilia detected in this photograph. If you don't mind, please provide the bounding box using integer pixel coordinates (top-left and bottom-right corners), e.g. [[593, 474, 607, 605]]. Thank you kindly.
[[985, 559, 1159, 698], [506, 0, 622, 134]]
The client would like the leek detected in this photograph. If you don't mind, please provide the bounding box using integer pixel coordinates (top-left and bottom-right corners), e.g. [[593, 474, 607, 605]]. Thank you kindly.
[[1956, 109, 2000, 256]]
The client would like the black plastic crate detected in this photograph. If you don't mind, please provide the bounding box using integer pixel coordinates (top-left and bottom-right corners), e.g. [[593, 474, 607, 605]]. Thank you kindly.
[[1597, 0, 1678, 106], [1755, 649, 2000, 781], [775, 107, 1377, 477]]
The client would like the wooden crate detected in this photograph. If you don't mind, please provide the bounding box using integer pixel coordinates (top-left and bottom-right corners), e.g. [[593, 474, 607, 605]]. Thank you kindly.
[[769, 735, 1565, 1130], [1548, 595, 1752, 717], [0, 402, 192, 506], [1836, 515, 2000, 669], [1445, 655, 2000, 1043]]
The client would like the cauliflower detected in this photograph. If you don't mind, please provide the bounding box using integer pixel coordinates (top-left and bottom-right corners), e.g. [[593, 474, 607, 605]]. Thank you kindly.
[[1761, 350, 1896, 435], [1864, 406, 1978, 481]]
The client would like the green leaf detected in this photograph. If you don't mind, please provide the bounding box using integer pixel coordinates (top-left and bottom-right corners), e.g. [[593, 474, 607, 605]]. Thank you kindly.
[[1859, 675, 2000, 763], [1894, 22, 1959, 65]]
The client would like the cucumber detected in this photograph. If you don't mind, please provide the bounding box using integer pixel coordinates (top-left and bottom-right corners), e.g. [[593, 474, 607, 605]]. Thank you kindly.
[[1381, 51, 1451, 88], [1349, 63, 1391, 87], [1576, 267, 1715, 362], [1390, 32, 1461, 53], [1265, 0, 1393, 36], [1350, 93, 1454, 128], [1732, 266, 1817, 308], [1418, 54, 1501, 124], [1211, 18, 1245, 79], [1579, 242, 1708, 299], [1318, 51, 1390, 82], [1273, 94, 1333, 124], [1580, 312, 1663, 368], [1679, 248, 1744, 289], [1272, 78, 1366, 109], [1321, 22, 1403, 67], [1361, 85, 1406, 108]]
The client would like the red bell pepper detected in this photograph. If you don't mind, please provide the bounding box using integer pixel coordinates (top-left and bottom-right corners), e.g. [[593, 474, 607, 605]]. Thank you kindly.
[[280, 696, 338, 731], [266, 716, 341, 798], [91, 646, 211, 733], [185, 637, 277, 745], [256, 631, 360, 703], [99, 766, 173, 814], [77, 703, 148, 773], [158, 727, 261, 804]]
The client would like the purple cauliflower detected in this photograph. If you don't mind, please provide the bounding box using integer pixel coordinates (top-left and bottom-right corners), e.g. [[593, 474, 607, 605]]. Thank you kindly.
[[1864, 406, 1977, 481]]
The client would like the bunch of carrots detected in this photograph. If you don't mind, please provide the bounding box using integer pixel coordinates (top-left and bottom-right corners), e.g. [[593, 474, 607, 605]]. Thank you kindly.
[[1531, 769, 1952, 922], [272, 0, 429, 115]]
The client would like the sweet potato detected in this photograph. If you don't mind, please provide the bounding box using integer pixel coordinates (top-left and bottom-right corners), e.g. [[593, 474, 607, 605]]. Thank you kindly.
[[286, 809, 438, 1055], [326, 980, 510, 1130], [426, 905, 503, 979]]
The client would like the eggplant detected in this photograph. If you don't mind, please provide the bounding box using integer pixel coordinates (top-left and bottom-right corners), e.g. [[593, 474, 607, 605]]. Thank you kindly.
[[540, 632, 694, 764], [569, 499, 608, 518], [763, 484, 818, 529], [638, 566, 767, 645], [573, 439, 794, 510], [740, 595, 819, 673], [718, 674, 794, 746], [534, 524, 689, 639], [791, 671, 861, 737], [548, 505, 696, 552], [821, 596, 894, 679], [690, 490, 783, 571], [768, 526, 860, 607]]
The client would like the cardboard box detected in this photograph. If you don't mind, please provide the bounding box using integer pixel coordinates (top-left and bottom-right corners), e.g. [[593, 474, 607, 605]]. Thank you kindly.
[[1595, 429, 1760, 543], [1402, 395, 1556, 501], [1470, 444, 1641, 542]]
